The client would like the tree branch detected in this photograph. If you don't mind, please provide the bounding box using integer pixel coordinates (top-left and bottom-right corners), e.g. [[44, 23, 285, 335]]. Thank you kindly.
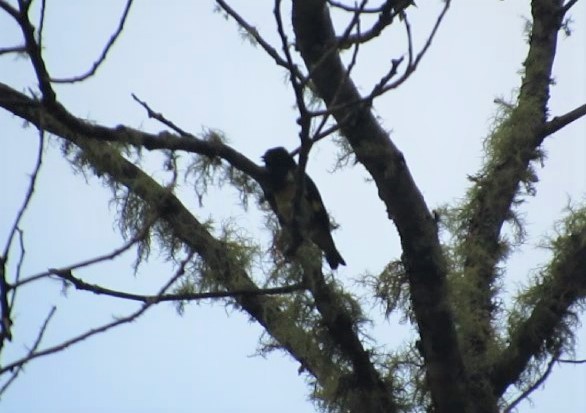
[[0, 82, 268, 186], [215, 0, 305, 82], [456, 0, 566, 394], [53, 268, 305, 302], [0, 84, 355, 396], [0, 45, 26, 55], [0, 254, 191, 375], [0, 130, 43, 349], [2, 130, 44, 260], [491, 219, 586, 396], [51, 0, 134, 83], [337, 0, 414, 49], [291, 1, 475, 412], [14, 216, 155, 290], [502, 352, 559, 413], [542, 102, 586, 137], [0, 306, 56, 396]]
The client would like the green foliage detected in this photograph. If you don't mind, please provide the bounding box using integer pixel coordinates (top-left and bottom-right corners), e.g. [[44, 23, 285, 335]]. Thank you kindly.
[[359, 260, 411, 322], [185, 129, 260, 209]]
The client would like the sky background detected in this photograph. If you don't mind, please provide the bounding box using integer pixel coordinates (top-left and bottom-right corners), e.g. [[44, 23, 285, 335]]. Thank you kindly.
[[0, 1, 585, 412]]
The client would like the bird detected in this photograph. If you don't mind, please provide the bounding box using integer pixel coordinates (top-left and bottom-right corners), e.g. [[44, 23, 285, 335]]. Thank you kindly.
[[262, 147, 346, 269]]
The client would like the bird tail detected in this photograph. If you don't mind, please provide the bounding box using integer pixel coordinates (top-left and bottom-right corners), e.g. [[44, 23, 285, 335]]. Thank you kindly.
[[325, 248, 346, 270], [311, 229, 346, 270]]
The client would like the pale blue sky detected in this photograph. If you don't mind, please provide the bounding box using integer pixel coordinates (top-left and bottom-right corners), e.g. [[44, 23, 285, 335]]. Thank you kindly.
[[1, 1, 585, 412]]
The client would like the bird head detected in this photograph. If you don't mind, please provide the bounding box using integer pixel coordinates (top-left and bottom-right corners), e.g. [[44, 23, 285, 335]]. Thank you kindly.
[[262, 147, 296, 172]]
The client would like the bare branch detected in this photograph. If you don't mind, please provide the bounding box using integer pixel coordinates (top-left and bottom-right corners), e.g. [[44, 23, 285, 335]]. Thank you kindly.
[[131, 93, 191, 136], [542, 103, 586, 137], [0, 253, 192, 376], [0, 1, 19, 20], [51, 0, 134, 83], [327, 0, 384, 13], [563, 0, 580, 13], [2, 130, 44, 260], [9, 229, 25, 310], [52, 269, 305, 302], [0, 306, 56, 396], [337, 0, 414, 49], [312, 1, 365, 143], [558, 358, 586, 364], [14, 215, 155, 290], [502, 353, 559, 413], [0, 131, 43, 347], [371, 1, 450, 96], [215, 0, 305, 82], [0, 45, 26, 55]]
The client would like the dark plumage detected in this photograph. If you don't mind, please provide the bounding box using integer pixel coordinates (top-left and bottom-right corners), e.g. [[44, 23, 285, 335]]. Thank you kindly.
[[262, 147, 346, 269]]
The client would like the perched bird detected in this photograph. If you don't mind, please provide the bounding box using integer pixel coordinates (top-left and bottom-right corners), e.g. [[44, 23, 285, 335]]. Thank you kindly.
[[262, 147, 346, 269]]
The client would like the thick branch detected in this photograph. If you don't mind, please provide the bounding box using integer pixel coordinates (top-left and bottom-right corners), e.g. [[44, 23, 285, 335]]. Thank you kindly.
[[0, 86, 356, 398], [456, 0, 566, 389], [0, 82, 267, 186], [291, 1, 476, 413], [491, 223, 586, 396]]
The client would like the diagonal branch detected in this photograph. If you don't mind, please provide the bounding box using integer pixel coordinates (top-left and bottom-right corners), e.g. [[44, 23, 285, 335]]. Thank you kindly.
[[215, 0, 305, 82], [0, 129, 43, 349], [0, 306, 56, 396], [337, 0, 414, 49], [0, 87, 359, 399], [542, 102, 586, 137], [51, 0, 134, 83], [291, 1, 475, 412], [0, 82, 267, 186], [491, 220, 586, 397], [13, 216, 155, 289], [455, 0, 567, 390], [0, 254, 192, 376], [502, 351, 560, 413]]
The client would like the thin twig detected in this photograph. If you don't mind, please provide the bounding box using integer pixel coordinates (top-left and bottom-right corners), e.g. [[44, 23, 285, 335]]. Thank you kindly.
[[52, 269, 305, 302], [215, 0, 305, 82], [0, 306, 56, 396], [312, 1, 365, 142], [558, 358, 586, 364], [37, 0, 47, 50], [51, 0, 134, 83], [9, 229, 25, 310], [0, 252, 193, 375], [503, 353, 559, 413], [131, 93, 191, 136], [2, 130, 44, 259], [372, 0, 450, 96], [337, 0, 410, 49], [0, 131, 43, 346], [327, 0, 384, 13], [13, 216, 155, 289], [0, 45, 26, 55]]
